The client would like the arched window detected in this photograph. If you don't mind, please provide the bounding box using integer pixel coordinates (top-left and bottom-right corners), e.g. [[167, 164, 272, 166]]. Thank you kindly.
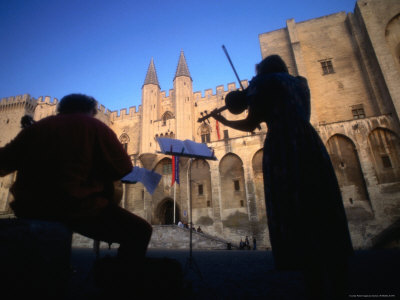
[[119, 133, 130, 152], [198, 123, 211, 143], [162, 111, 173, 126]]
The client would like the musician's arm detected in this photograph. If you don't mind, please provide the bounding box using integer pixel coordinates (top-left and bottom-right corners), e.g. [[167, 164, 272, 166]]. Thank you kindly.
[[210, 107, 261, 132]]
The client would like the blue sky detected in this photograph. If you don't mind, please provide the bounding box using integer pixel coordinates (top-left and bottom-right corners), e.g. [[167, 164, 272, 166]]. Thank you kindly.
[[0, 0, 356, 112]]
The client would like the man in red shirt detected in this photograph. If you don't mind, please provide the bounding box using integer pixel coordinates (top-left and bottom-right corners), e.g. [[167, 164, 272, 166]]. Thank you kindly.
[[0, 94, 152, 263]]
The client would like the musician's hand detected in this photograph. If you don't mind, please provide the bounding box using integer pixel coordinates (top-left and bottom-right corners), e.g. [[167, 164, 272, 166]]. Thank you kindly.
[[209, 108, 226, 122]]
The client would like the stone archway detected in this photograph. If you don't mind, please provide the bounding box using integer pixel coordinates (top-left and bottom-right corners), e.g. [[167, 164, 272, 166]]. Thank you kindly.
[[368, 128, 400, 184], [219, 153, 247, 210], [326, 134, 369, 203], [252, 149, 265, 218], [156, 198, 180, 225]]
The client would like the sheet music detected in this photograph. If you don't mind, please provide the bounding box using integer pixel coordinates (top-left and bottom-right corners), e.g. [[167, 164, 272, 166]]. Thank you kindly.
[[121, 167, 162, 195], [157, 137, 216, 160]]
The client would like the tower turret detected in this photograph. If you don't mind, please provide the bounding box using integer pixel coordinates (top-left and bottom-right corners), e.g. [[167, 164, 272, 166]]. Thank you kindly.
[[141, 58, 161, 153], [173, 50, 194, 141]]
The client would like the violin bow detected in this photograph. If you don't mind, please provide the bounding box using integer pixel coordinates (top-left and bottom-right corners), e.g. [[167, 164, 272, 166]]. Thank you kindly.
[[222, 45, 244, 90], [197, 46, 244, 124]]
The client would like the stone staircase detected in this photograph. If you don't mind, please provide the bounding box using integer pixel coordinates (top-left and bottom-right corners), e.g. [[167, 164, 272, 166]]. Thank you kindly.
[[72, 225, 237, 250], [148, 225, 236, 249]]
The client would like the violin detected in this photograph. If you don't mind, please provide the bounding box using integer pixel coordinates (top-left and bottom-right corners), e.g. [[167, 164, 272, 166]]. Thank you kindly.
[[197, 45, 248, 124], [197, 89, 248, 123]]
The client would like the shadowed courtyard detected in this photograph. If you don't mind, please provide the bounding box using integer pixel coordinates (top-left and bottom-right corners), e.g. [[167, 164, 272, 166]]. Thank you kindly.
[[67, 248, 400, 299]]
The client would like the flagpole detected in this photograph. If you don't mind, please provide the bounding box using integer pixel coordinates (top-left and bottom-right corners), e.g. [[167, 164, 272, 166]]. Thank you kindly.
[[173, 182, 176, 224]]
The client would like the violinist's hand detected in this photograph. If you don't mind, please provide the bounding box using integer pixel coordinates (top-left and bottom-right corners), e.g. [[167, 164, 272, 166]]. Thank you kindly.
[[209, 108, 227, 123]]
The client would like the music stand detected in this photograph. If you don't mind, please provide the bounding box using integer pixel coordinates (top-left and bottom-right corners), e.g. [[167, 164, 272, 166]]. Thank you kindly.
[[157, 138, 217, 280]]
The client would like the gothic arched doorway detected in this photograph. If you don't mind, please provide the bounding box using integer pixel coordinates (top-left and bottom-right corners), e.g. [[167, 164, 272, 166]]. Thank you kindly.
[[156, 198, 180, 225]]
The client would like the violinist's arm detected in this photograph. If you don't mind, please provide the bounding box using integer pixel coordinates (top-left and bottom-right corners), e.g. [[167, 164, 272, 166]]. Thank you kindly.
[[209, 107, 261, 133]]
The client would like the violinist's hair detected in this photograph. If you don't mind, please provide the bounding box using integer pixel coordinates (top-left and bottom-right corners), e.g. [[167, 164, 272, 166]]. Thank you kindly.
[[256, 55, 288, 75], [57, 94, 98, 115]]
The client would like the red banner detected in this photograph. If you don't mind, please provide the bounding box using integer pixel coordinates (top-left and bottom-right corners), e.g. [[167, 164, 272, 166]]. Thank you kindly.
[[171, 156, 180, 186], [216, 120, 221, 140]]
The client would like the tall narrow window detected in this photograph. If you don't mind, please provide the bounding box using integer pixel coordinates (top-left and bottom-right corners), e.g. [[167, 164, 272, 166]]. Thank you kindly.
[[198, 184, 203, 195], [381, 155, 392, 168], [320, 59, 334, 75], [234, 180, 240, 191], [224, 130, 229, 140], [119, 133, 130, 153], [162, 162, 172, 175], [201, 133, 210, 143]]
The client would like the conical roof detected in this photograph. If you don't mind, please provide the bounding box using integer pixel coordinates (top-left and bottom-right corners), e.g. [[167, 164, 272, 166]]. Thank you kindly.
[[174, 50, 191, 80], [143, 58, 160, 87]]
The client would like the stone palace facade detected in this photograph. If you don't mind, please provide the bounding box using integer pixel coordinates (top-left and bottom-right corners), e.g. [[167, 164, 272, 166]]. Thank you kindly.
[[1, 0, 399, 249]]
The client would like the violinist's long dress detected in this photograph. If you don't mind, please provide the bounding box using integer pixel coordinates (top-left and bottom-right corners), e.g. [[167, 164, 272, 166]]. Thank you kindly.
[[248, 73, 353, 270]]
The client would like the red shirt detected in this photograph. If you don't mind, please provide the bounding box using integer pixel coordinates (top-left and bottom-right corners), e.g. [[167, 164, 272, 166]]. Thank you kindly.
[[0, 113, 132, 219]]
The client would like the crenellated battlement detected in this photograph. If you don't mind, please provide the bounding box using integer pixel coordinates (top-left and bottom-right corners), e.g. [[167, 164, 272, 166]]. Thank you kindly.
[[160, 90, 173, 103], [193, 80, 249, 101], [1, 79, 249, 122], [37, 95, 58, 105], [0, 94, 37, 106], [0, 94, 38, 113], [97, 104, 108, 114], [109, 105, 141, 121], [0, 94, 119, 121], [158, 80, 250, 104], [0, 94, 58, 108]]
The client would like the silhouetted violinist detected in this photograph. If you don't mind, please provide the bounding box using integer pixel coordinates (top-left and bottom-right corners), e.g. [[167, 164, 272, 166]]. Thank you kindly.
[[207, 54, 354, 300]]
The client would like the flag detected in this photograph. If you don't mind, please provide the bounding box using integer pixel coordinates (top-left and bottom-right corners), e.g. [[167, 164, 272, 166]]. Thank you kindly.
[[216, 120, 221, 140], [171, 156, 180, 186]]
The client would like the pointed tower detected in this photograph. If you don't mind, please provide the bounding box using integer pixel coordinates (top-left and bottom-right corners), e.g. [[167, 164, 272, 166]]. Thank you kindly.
[[173, 50, 194, 141], [141, 58, 161, 153]]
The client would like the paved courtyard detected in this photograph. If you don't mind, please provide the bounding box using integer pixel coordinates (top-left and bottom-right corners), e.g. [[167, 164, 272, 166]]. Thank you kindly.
[[67, 248, 400, 299]]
